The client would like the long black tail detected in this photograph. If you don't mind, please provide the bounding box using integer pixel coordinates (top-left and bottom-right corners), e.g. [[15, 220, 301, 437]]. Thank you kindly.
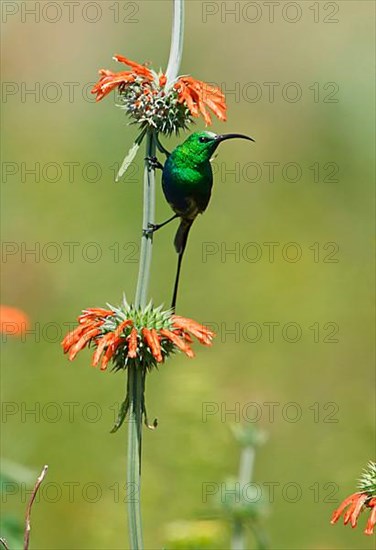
[[171, 218, 194, 310]]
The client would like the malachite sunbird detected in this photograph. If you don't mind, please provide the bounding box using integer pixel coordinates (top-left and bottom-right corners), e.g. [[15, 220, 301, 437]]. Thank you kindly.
[[148, 130, 255, 310]]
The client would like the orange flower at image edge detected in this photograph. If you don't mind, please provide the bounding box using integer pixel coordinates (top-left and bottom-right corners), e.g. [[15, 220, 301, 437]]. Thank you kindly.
[[0, 306, 30, 336], [331, 493, 376, 535]]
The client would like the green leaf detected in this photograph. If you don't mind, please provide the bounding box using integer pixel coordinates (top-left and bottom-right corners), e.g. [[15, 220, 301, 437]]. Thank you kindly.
[[115, 128, 147, 182], [116, 141, 141, 182], [110, 396, 130, 433]]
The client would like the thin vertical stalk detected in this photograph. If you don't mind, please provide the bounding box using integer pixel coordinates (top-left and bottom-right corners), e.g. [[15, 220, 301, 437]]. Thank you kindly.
[[126, 3, 185, 548], [127, 135, 155, 549], [231, 447, 255, 550], [231, 521, 245, 550], [127, 366, 144, 549], [239, 447, 255, 488], [134, 131, 156, 309], [250, 524, 269, 550], [165, 0, 185, 88], [24, 465, 48, 550]]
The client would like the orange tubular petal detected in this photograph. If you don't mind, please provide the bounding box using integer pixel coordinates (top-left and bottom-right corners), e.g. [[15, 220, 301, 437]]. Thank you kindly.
[[91, 71, 135, 101], [204, 86, 226, 104], [185, 97, 200, 118], [172, 316, 215, 345], [142, 327, 151, 343], [172, 315, 208, 331], [68, 328, 101, 361], [98, 69, 114, 77], [204, 97, 227, 121], [127, 327, 138, 358], [78, 311, 111, 326], [365, 504, 376, 535], [184, 327, 212, 345], [350, 494, 368, 527], [99, 331, 126, 371], [81, 307, 113, 318], [113, 54, 134, 65], [91, 333, 114, 367], [100, 344, 115, 371], [343, 500, 358, 525], [182, 331, 193, 344], [175, 76, 227, 126], [159, 329, 195, 358], [331, 493, 359, 524], [172, 316, 190, 328], [175, 82, 200, 117], [76, 319, 102, 332], [62, 319, 104, 353], [151, 328, 163, 362], [114, 319, 133, 338], [159, 74, 167, 87], [61, 325, 86, 352], [206, 86, 225, 99], [198, 101, 212, 126], [142, 328, 162, 363], [113, 54, 153, 79]]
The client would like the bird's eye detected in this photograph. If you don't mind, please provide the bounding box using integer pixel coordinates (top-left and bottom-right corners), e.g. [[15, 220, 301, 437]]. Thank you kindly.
[[199, 136, 209, 143]]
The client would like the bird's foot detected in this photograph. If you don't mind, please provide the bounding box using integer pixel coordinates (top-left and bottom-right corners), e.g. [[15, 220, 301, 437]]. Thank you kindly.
[[142, 223, 158, 238], [145, 156, 163, 171]]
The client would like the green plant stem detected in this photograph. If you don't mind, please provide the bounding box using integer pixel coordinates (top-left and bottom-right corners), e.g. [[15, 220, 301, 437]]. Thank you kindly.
[[231, 446, 255, 550], [239, 447, 255, 488], [127, 365, 144, 549], [165, 0, 185, 88], [126, 133, 155, 550], [134, 131, 156, 309], [250, 524, 269, 550], [126, 2, 185, 548], [231, 520, 244, 550]]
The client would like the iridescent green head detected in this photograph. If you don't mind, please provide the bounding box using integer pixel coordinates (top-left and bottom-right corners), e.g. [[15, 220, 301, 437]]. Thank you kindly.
[[179, 131, 255, 164]]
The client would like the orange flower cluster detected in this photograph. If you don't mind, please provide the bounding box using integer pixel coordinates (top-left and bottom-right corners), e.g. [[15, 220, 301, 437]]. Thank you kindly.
[[174, 76, 227, 126], [331, 492, 376, 535], [91, 54, 226, 127], [62, 307, 215, 371]]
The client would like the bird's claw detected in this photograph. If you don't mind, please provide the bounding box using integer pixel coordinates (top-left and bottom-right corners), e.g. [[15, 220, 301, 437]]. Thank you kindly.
[[142, 223, 158, 238], [142, 228, 152, 238], [145, 156, 163, 171]]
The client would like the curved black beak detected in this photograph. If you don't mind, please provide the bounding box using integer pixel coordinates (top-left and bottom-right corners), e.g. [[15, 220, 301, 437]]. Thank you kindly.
[[215, 133, 255, 144]]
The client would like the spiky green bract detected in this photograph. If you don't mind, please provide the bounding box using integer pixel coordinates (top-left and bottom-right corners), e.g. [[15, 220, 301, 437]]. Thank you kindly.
[[105, 299, 175, 372], [117, 77, 192, 135], [358, 461, 376, 497], [107, 298, 173, 331]]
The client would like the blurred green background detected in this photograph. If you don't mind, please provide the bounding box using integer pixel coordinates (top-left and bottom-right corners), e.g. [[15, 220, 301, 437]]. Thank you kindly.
[[1, 1, 374, 548]]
